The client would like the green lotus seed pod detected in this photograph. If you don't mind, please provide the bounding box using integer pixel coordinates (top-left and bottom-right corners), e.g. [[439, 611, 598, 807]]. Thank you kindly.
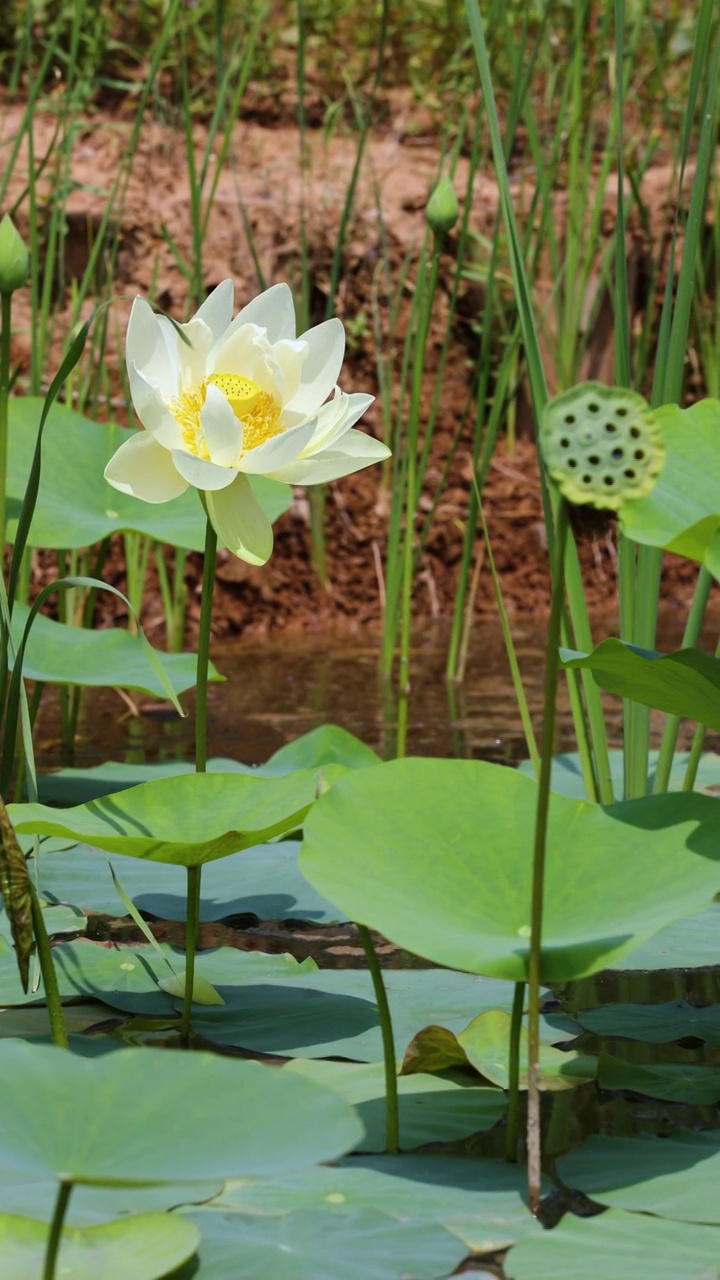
[[0, 214, 29, 295], [539, 382, 665, 510], [426, 177, 459, 236]]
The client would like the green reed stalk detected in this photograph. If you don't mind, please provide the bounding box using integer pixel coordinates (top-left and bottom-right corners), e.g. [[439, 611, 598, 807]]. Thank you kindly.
[[628, 7, 719, 798], [0, 291, 10, 543], [180, 514, 217, 1046], [464, 0, 613, 803]]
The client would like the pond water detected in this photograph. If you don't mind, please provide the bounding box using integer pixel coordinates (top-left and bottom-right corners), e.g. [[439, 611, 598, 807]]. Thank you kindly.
[[31, 608, 720, 772]]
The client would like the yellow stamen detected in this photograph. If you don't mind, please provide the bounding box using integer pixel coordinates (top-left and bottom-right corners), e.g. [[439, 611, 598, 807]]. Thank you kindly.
[[169, 373, 283, 460]]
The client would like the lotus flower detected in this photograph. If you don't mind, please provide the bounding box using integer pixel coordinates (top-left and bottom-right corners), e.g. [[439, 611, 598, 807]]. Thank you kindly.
[[104, 281, 390, 564]]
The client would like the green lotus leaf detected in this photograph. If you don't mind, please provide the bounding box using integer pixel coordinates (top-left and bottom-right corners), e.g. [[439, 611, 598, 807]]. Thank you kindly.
[[507, 1208, 720, 1280], [9, 602, 219, 698], [577, 999, 720, 1044], [17, 839, 339, 923], [176, 1207, 463, 1280], [620, 399, 720, 571], [284, 1058, 505, 1152], [0, 1211, 199, 1280], [10, 769, 341, 866], [560, 639, 720, 731], [455, 1010, 594, 1091], [558, 1130, 720, 1224], [7, 397, 290, 551], [598, 1052, 720, 1105], [38, 724, 380, 805], [0, 1039, 361, 1185], [216, 1152, 543, 1253], [300, 758, 720, 982]]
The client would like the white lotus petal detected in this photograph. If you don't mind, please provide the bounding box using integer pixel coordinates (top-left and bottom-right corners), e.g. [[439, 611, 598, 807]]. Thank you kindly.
[[236, 419, 317, 475], [205, 472, 274, 565], [128, 363, 184, 448], [284, 317, 345, 416], [300, 390, 375, 456], [212, 325, 283, 400], [222, 282, 296, 345], [201, 385, 244, 466], [171, 448, 238, 491], [125, 297, 177, 400], [264, 430, 391, 485], [271, 338, 307, 404], [177, 318, 214, 391], [104, 431, 189, 503], [195, 279, 234, 345]]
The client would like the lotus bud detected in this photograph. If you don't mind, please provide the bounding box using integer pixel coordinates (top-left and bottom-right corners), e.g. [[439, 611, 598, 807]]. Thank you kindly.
[[426, 177, 459, 237], [0, 215, 29, 295]]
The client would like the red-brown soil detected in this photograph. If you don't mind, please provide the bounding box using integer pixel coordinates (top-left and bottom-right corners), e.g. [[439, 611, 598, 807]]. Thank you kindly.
[[0, 94, 709, 638]]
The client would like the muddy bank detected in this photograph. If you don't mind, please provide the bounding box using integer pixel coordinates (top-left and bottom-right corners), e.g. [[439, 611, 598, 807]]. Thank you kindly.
[[1, 97, 709, 636]]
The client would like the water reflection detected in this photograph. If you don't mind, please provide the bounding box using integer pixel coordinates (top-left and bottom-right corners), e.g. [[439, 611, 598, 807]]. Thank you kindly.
[[31, 609, 720, 772]]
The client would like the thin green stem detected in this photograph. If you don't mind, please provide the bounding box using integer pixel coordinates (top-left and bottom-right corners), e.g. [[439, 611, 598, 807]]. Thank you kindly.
[[653, 565, 713, 794], [505, 981, 525, 1163], [30, 881, 68, 1049], [527, 497, 570, 1215], [43, 1181, 73, 1280], [180, 864, 201, 1048], [358, 923, 399, 1153], [195, 517, 217, 774], [180, 514, 217, 1045], [0, 291, 10, 544]]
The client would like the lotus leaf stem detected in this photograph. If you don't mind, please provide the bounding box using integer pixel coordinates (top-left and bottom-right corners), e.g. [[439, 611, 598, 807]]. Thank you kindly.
[[505, 981, 525, 1162], [43, 1180, 72, 1280], [358, 923, 399, 1153]]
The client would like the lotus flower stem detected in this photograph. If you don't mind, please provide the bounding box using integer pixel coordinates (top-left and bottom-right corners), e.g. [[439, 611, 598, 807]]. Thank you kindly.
[[505, 980, 525, 1163], [358, 923, 399, 1153], [527, 497, 569, 1213], [180, 511, 217, 1045], [43, 1180, 73, 1280]]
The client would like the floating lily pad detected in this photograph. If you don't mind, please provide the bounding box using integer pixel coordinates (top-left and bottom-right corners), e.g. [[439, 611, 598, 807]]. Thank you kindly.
[[216, 1152, 543, 1252], [9, 603, 219, 698], [598, 1052, 720, 1105], [561, 639, 720, 732], [10, 768, 342, 866], [607, 903, 720, 970], [0, 1040, 361, 1185], [30, 839, 341, 923], [38, 725, 380, 805], [7, 397, 289, 551], [517, 749, 720, 802], [176, 1206, 463, 1280], [577, 1000, 720, 1044], [557, 1130, 720, 1224], [506, 1207, 720, 1280], [0, 1173, 220, 1227], [284, 1059, 506, 1151], [300, 758, 720, 982], [41, 942, 523, 1060], [0, 1211, 199, 1280]]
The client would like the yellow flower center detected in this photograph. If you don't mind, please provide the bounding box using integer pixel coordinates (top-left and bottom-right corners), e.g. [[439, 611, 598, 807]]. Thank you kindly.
[[170, 373, 283, 461]]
